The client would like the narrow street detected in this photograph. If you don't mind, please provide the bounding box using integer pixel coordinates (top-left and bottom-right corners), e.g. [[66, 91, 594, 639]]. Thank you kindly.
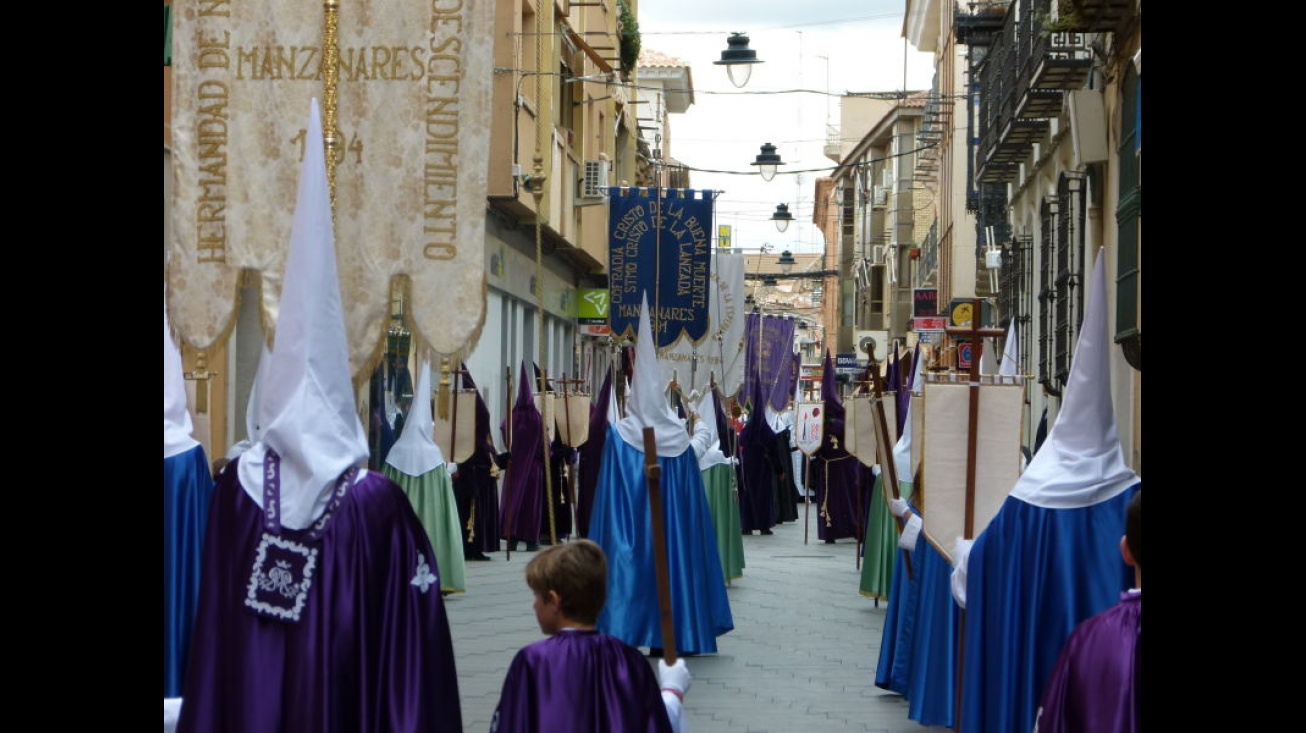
[[445, 503, 950, 733]]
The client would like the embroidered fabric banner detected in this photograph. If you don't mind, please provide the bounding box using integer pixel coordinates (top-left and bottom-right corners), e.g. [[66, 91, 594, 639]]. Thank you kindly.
[[742, 313, 797, 412], [168, 0, 493, 372], [607, 188, 713, 349], [658, 252, 745, 400]]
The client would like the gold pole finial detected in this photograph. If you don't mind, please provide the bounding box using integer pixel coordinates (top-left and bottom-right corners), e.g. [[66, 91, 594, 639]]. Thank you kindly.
[[322, 0, 340, 216]]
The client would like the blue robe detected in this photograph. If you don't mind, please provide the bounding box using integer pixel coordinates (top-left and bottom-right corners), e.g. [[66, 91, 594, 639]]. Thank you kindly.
[[873, 514, 960, 728], [163, 443, 214, 697], [491, 629, 673, 733], [960, 486, 1139, 733], [588, 425, 734, 655]]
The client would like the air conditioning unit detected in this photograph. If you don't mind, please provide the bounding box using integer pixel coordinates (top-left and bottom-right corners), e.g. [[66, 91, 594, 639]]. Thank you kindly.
[[854, 330, 890, 364], [871, 245, 887, 264], [581, 159, 610, 199], [882, 167, 894, 189], [872, 186, 888, 206]]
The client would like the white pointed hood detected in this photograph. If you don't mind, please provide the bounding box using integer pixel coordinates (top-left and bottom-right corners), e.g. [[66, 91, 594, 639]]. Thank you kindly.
[[237, 98, 370, 530], [998, 319, 1019, 377], [891, 346, 925, 487], [979, 338, 998, 375], [693, 388, 730, 470], [385, 352, 446, 477], [617, 292, 690, 456], [606, 372, 622, 424], [1010, 249, 1137, 508], [164, 293, 200, 459]]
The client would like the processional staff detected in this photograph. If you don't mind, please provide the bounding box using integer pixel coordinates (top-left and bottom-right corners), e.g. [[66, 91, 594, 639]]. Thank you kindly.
[[869, 358, 913, 580], [943, 299, 1005, 730], [943, 299, 1006, 539]]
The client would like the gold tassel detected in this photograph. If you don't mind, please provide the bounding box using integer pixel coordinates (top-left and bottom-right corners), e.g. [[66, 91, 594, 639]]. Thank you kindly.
[[437, 357, 451, 420]]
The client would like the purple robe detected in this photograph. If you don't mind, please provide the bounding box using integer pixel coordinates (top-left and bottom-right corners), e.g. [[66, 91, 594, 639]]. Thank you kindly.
[[177, 463, 462, 733], [500, 362, 545, 545], [1034, 592, 1141, 733], [712, 388, 737, 460], [454, 365, 502, 554], [812, 351, 863, 541], [491, 630, 672, 733], [575, 369, 613, 538], [737, 381, 779, 533]]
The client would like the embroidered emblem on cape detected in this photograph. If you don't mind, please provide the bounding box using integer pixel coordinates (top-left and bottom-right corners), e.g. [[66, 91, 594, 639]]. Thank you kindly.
[[412, 554, 438, 593], [245, 533, 318, 622]]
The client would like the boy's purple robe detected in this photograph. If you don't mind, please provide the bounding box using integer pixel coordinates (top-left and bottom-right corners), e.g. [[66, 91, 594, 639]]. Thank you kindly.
[[491, 630, 672, 733], [1034, 592, 1141, 733]]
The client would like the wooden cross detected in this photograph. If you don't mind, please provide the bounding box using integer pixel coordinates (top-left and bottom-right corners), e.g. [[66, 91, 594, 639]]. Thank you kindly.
[[943, 298, 1006, 538]]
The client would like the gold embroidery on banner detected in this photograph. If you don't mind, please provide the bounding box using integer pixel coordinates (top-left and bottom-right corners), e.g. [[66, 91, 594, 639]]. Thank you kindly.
[[421, 1, 465, 263]]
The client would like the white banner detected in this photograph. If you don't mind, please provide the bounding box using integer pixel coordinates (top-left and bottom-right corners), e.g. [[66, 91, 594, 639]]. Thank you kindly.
[[658, 253, 746, 400], [795, 400, 824, 456], [169, 0, 493, 373], [921, 378, 1026, 562]]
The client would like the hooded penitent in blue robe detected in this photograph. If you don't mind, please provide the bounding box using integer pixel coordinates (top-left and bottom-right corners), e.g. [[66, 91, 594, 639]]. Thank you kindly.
[[873, 519, 961, 727], [588, 294, 734, 656], [163, 299, 214, 698], [959, 250, 1140, 733]]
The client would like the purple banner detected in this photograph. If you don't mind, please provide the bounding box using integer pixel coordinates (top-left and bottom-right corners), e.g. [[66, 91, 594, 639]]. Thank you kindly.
[[742, 313, 798, 411]]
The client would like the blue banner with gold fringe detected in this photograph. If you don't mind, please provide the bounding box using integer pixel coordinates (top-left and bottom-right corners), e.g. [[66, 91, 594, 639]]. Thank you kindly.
[[607, 187, 714, 348]]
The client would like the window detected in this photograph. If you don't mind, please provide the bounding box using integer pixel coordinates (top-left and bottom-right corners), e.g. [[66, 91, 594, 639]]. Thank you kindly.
[[1037, 197, 1058, 395], [1115, 64, 1141, 370], [998, 234, 1035, 375], [1053, 172, 1087, 387]]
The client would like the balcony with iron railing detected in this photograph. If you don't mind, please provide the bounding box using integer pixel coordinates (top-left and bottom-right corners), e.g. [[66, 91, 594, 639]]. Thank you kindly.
[[1046, 0, 1135, 33], [954, 1, 1010, 47], [974, 0, 1062, 184]]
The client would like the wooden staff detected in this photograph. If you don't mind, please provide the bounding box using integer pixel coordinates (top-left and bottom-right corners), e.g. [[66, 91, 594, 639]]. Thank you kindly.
[[943, 301, 1004, 732], [943, 301, 1005, 542], [539, 366, 557, 547], [803, 451, 811, 544], [870, 360, 913, 580], [642, 425, 678, 666], [504, 365, 514, 562], [553, 374, 586, 538]]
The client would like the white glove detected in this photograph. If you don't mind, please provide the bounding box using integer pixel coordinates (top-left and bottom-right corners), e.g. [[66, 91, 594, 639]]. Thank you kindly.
[[898, 513, 922, 551], [889, 497, 909, 519], [164, 698, 183, 733], [658, 658, 692, 698], [950, 538, 974, 609]]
